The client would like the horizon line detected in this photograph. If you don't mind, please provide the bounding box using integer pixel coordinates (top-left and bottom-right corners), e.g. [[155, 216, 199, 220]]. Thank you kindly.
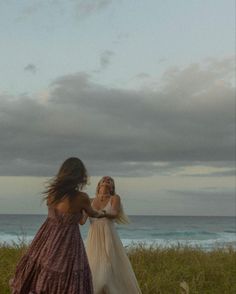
[[0, 213, 235, 217]]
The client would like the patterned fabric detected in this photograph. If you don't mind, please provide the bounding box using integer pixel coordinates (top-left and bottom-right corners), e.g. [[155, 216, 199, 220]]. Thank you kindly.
[[9, 206, 94, 294]]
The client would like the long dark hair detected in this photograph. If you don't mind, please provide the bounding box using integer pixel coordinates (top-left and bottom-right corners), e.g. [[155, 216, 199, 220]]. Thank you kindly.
[[43, 157, 88, 206]]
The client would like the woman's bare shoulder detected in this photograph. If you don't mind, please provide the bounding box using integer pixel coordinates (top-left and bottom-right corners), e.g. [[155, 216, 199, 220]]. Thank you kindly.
[[111, 194, 121, 204], [111, 194, 120, 200], [75, 192, 94, 204], [75, 191, 88, 200]]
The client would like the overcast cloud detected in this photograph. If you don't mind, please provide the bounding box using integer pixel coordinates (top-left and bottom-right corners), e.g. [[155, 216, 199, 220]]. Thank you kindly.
[[74, 0, 113, 17], [15, 0, 114, 22], [0, 56, 235, 177], [100, 50, 115, 70], [24, 63, 37, 74]]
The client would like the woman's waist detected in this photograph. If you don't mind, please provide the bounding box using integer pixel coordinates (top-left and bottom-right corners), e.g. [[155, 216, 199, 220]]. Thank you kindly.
[[47, 216, 81, 226], [89, 217, 114, 224]]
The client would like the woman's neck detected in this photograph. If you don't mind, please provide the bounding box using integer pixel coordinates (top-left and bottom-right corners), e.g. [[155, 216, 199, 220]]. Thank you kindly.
[[97, 193, 110, 201]]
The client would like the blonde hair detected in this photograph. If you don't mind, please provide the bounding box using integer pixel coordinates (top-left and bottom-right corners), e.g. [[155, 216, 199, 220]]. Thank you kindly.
[[96, 176, 115, 196], [96, 176, 129, 224]]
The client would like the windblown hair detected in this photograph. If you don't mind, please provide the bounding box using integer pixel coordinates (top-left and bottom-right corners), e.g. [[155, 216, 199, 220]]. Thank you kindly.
[[43, 157, 88, 206], [96, 176, 115, 197]]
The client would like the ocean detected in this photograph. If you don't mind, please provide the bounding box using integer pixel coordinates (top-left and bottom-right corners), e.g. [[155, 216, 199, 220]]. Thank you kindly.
[[0, 215, 235, 251]]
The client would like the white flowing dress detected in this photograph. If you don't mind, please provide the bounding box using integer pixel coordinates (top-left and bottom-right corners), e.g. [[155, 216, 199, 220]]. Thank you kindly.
[[86, 199, 142, 294]]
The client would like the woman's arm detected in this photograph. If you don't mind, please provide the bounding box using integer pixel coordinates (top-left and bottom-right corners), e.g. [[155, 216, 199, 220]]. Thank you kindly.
[[79, 210, 89, 225], [79, 198, 94, 225], [103, 195, 121, 219], [82, 194, 105, 218]]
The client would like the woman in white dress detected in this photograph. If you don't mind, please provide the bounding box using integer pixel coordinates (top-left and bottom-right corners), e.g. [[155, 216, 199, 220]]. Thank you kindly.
[[80, 176, 142, 294]]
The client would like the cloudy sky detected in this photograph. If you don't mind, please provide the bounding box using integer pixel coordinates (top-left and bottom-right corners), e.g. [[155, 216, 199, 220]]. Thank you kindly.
[[0, 0, 235, 216]]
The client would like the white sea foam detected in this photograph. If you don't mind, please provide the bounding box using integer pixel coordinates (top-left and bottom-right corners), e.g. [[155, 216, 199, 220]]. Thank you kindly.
[[1, 233, 235, 252], [121, 238, 236, 251], [0, 215, 235, 251]]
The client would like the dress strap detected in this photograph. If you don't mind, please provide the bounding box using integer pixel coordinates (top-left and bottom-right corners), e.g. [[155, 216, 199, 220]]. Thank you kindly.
[[91, 198, 95, 207]]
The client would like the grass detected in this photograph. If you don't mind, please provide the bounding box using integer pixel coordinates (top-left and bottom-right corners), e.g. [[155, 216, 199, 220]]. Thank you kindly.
[[128, 243, 236, 294], [0, 242, 235, 294]]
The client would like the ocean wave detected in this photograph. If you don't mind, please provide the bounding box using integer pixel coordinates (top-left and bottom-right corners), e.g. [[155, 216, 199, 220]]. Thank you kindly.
[[121, 238, 236, 251], [1, 233, 235, 252], [0, 233, 34, 245], [150, 230, 217, 238]]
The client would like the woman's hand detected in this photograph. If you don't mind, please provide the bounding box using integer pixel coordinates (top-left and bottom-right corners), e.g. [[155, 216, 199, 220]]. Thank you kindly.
[[103, 195, 121, 219], [97, 211, 106, 218]]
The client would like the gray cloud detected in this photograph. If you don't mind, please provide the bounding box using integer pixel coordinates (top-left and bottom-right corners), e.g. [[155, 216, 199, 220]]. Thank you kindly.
[[112, 32, 130, 45], [15, 0, 113, 22], [135, 73, 151, 79], [166, 187, 235, 197], [15, 0, 64, 23], [158, 58, 167, 64], [180, 169, 236, 177], [24, 63, 37, 74], [15, 1, 45, 21], [100, 50, 115, 69], [163, 187, 235, 216], [74, 0, 113, 17], [0, 56, 235, 176]]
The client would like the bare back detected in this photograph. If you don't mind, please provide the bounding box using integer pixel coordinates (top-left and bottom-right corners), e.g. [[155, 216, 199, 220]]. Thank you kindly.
[[47, 192, 90, 215]]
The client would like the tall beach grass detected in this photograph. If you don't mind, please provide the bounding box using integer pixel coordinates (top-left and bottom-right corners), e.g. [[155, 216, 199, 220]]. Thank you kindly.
[[0, 241, 235, 294]]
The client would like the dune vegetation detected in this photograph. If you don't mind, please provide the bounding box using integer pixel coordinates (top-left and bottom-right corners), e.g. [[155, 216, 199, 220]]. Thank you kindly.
[[0, 242, 235, 294]]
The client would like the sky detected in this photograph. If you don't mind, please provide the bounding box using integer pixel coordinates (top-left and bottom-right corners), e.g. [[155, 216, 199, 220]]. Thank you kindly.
[[0, 0, 235, 216]]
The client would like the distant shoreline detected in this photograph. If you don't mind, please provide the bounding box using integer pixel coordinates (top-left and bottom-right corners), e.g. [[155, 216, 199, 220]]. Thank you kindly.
[[0, 214, 235, 217], [1, 215, 235, 251]]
